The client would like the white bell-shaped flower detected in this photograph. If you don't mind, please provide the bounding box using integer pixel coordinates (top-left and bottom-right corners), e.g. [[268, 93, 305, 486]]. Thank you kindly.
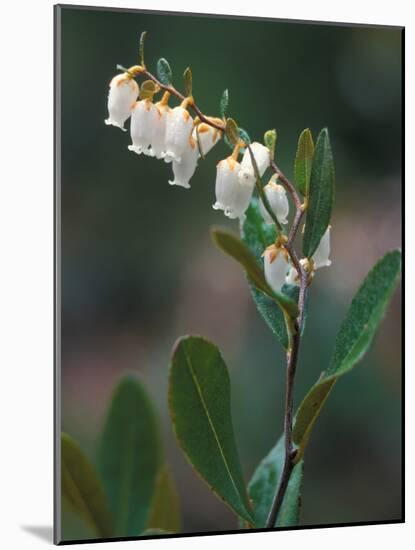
[[105, 73, 139, 131], [285, 228, 332, 286], [213, 157, 255, 220], [193, 120, 222, 157], [164, 107, 194, 164], [168, 137, 199, 189], [285, 258, 308, 287], [313, 226, 332, 269], [150, 101, 171, 159], [260, 181, 289, 225], [128, 99, 159, 156], [263, 244, 290, 294], [240, 142, 270, 180]]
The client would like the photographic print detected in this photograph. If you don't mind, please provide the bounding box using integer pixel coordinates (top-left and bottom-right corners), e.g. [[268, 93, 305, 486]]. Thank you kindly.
[[54, 4, 403, 544]]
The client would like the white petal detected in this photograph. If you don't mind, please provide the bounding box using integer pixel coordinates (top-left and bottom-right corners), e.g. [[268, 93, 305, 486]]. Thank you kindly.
[[313, 227, 332, 269], [105, 73, 138, 130], [240, 142, 270, 179], [192, 122, 221, 157], [285, 266, 300, 286], [168, 138, 199, 189], [213, 158, 254, 219], [129, 100, 159, 155], [259, 182, 289, 225], [150, 103, 170, 159], [264, 246, 289, 294], [164, 107, 193, 163]]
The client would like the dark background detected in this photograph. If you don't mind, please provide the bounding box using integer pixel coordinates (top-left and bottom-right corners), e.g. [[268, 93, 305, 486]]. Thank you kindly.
[[58, 5, 402, 538]]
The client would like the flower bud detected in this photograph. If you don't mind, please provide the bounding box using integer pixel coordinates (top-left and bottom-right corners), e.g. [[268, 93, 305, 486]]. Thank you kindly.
[[168, 137, 199, 189], [105, 73, 139, 131], [213, 157, 255, 220], [263, 244, 290, 294], [260, 181, 289, 225], [240, 142, 270, 180], [128, 99, 159, 156], [164, 107, 194, 163], [150, 102, 171, 159], [193, 120, 222, 157], [312, 226, 332, 269]]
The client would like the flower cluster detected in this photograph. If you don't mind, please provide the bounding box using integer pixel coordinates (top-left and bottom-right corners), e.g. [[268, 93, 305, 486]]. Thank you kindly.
[[105, 72, 221, 190], [264, 226, 332, 294], [105, 70, 331, 297]]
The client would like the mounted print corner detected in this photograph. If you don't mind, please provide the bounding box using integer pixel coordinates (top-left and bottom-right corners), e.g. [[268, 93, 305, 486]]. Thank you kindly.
[[54, 4, 404, 545]]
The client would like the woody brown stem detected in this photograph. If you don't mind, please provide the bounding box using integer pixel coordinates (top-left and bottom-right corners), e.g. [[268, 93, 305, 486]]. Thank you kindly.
[[265, 161, 308, 528]]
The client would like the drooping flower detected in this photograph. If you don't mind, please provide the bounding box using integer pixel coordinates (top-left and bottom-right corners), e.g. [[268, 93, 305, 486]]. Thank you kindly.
[[312, 226, 332, 269], [239, 142, 270, 180], [260, 181, 289, 225], [164, 106, 194, 163], [128, 99, 159, 156], [213, 157, 255, 220], [105, 73, 139, 131], [263, 244, 290, 294], [193, 119, 222, 157], [168, 137, 199, 189], [285, 258, 308, 286], [150, 94, 172, 159], [285, 227, 332, 286]]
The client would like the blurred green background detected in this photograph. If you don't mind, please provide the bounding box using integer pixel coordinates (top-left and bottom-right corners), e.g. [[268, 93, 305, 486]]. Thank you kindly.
[[59, 6, 402, 537]]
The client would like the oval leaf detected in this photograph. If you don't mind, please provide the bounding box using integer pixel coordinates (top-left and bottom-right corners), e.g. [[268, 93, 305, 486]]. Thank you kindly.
[[157, 58, 173, 86], [97, 375, 162, 537], [140, 80, 160, 100], [248, 436, 304, 527], [293, 249, 402, 460], [239, 127, 251, 147], [183, 66, 192, 97], [224, 118, 240, 146], [146, 466, 181, 533], [169, 336, 254, 523], [139, 31, 147, 67], [294, 128, 314, 197], [220, 89, 229, 119], [264, 129, 277, 161], [211, 227, 299, 319], [302, 128, 335, 258], [61, 433, 112, 538]]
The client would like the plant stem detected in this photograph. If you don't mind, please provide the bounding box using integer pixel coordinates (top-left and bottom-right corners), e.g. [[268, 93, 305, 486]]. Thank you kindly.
[[126, 61, 308, 528], [265, 162, 308, 529], [129, 66, 225, 131]]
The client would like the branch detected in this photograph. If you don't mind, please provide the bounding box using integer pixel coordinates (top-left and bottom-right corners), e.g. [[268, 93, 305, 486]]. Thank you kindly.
[[128, 65, 225, 131], [265, 163, 308, 528]]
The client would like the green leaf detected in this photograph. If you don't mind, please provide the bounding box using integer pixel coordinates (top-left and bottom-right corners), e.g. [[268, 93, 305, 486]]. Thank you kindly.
[[146, 466, 181, 533], [183, 66, 192, 97], [211, 227, 299, 319], [61, 433, 112, 538], [239, 128, 251, 146], [97, 375, 162, 537], [139, 31, 147, 67], [248, 436, 304, 527], [294, 128, 314, 197], [139, 80, 160, 100], [157, 58, 172, 86], [293, 250, 402, 460], [220, 89, 229, 119], [302, 128, 335, 258], [264, 129, 277, 161], [169, 336, 254, 524], [224, 118, 239, 146]]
